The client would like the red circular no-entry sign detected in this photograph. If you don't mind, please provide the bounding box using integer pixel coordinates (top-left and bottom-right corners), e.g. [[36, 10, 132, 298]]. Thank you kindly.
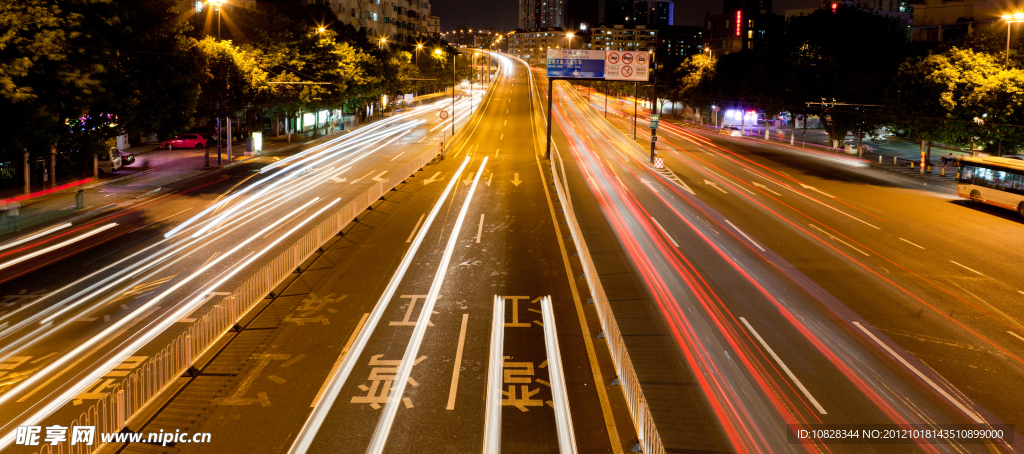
[[622, 53, 634, 64], [439, 110, 449, 119], [622, 66, 633, 77], [608, 52, 620, 64], [637, 53, 648, 65]]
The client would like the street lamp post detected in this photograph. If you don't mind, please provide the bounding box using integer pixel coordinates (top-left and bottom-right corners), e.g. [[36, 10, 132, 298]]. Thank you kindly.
[[566, 32, 575, 50], [415, 43, 423, 66], [212, 0, 224, 40], [1003, 12, 1024, 68]]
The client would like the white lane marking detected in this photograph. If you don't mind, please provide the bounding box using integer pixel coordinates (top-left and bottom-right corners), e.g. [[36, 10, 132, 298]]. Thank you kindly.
[[650, 217, 679, 247], [1008, 331, 1024, 343], [500, 133, 504, 140], [371, 171, 388, 182], [446, 314, 470, 410], [389, 152, 404, 161], [476, 214, 485, 244], [311, 313, 369, 408], [701, 166, 755, 196], [0, 223, 72, 252], [739, 317, 827, 415], [853, 321, 984, 424], [950, 260, 984, 276], [487, 172, 494, 186], [899, 238, 925, 249], [483, 296, 505, 452], [504, 120, 507, 126], [540, 296, 578, 453], [725, 220, 766, 252], [406, 214, 426, 243], [809, 224, 869, 257], [367, 158, 489, 454], [742, 168, 880, 230], [287, 157, 472, 454], [0, 223, 119, 271]]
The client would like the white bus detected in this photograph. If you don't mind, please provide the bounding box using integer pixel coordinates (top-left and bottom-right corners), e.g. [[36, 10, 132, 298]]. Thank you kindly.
[[957, 156, 1024, 216]]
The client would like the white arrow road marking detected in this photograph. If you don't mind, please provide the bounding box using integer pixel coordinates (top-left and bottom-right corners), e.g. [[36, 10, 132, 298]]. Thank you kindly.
[[371, 171, 387, 182], [329, 176, 347, 183], [463, 172, 475, 185], [809, 224, 869, 256], [752, 181, 781, 196], [703, 180, 728, 194], [351, 171, 373, 184], [511, 173, 522, 186], [423, 172, 442, 185], [800, 183, 835, 198]]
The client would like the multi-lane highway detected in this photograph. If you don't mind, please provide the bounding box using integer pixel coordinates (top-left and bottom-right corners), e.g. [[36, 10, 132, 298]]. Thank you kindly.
[[62, 53, 634, 454], [4, 49, 1024, 454], [0, 86, 487, 450], [547, 81, 1024, 451]]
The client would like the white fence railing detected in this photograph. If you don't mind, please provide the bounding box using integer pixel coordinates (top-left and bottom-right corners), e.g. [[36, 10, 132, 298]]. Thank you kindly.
[[30, 148, 440, 454], [533, 70, 666, 454]]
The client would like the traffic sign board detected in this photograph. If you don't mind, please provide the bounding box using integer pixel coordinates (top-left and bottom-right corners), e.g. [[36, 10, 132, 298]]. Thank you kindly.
[[649, 120, 659, 129], [650, 114, 660, 121], [546, 49, 606, 79], [604, 50, 649, 81], [439, 110, 449, 119], [654, 157, 664, 168]]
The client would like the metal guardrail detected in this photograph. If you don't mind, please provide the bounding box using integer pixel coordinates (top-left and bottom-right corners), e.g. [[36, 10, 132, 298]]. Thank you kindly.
[[30, 147, 440, 454], [528, 67, 666, 454]]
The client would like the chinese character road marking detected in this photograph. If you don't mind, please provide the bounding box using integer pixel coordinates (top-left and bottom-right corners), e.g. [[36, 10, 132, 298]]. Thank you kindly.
[[351, 354, 426, 409], [389, 295, 438, 327], [212, 354, 291, 406]]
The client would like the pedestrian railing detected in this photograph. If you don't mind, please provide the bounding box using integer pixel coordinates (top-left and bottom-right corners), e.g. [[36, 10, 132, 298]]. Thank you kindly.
[[30, 147, 440, 454]]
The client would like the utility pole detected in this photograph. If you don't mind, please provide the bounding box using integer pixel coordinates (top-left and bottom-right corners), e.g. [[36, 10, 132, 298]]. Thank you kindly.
[[650, 62, 658, 164], [633, 81, 638, 140], [451, 51, 456, 137]]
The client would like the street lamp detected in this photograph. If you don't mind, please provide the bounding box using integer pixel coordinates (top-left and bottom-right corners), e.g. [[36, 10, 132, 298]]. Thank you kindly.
[[317, 27, 326, 34], [378, 36, 388, 50], [211, 0, 224, 40], [1002, 12, 1024, 68], [566, 32, 575, 50], [415, 43, 424, 65]]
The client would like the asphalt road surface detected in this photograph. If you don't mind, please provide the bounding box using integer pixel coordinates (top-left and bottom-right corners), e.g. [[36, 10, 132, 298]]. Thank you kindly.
[[0, 89, 484, 451], [89, 53, 634, 454], [553, 83, 1024, 452]]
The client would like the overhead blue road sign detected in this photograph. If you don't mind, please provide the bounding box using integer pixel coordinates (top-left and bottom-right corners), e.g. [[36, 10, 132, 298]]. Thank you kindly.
[[546, 49, 606, 79]]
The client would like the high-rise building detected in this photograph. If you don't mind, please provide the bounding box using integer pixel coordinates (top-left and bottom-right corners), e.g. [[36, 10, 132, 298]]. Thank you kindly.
[[328, 0, 438, 43], [704, 0, 780, 55], [633, 1, 674, 26], [519, 0, 567, 30]]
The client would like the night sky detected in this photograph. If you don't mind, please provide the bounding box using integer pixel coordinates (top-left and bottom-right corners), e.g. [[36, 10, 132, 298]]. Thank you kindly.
[[430, 0, 820, 31]]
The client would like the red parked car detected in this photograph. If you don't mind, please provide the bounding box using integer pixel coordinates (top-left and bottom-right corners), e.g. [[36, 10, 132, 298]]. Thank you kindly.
[[162, 134, 208, 150]]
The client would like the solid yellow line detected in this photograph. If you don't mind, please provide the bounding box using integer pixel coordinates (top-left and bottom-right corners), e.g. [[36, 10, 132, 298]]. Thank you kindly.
[[311, 312, 369, 407], [446, 313, 470, 410], [535, 155, 624, 453]]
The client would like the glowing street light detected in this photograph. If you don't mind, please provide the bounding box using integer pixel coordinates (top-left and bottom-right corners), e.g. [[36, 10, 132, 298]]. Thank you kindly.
[[378, 36, 388, 49], [210, 0, 225, 40], [415, 43, 424, 65], [566, 32, 575, 49], [1003, 12, 1024, 68]]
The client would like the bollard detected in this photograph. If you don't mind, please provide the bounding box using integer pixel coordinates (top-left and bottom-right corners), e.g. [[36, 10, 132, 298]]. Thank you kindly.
[[926, 165, 931, 173], [941, 167, 946, 176], [911, 162, 914, 169], [894, 156, 897, 164], [879, 155, 882, 163]]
